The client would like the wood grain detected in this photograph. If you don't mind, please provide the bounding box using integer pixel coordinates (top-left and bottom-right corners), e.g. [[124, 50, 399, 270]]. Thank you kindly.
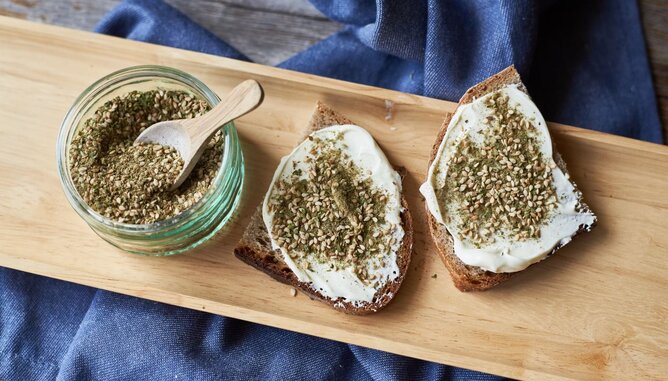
[[0, 0, 118, 30], [162, 0, 342, 65], [1, 17, 668, 381]]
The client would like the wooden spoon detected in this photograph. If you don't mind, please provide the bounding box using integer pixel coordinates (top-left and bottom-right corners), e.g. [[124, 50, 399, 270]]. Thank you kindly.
[[135, 79, 264, 191]]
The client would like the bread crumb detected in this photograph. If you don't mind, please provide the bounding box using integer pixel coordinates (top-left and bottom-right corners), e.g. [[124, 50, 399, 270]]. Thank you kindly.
[[289, 288, 297, 297], [384, 99, 394, 121]]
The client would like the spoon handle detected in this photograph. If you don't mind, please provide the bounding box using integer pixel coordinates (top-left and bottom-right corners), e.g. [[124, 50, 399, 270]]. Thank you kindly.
[[188, 79, 264, 150]]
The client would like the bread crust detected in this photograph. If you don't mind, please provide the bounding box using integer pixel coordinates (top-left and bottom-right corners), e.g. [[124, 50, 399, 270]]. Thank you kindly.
[[234, 102, 413, 314], [425, 66, 597, 291]]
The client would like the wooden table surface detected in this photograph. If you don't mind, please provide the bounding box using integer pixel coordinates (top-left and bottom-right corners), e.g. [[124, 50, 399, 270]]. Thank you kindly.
[[0, 0, 666, 142], [1, 16, 667, 380]]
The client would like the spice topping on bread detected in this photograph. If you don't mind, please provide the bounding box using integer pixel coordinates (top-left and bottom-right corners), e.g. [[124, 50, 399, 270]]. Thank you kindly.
[[263, 124, 404, 303], [420, 84, 596, 273]]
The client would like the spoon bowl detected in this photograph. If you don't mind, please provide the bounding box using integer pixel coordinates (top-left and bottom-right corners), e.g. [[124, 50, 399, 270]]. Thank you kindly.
[[135, 79, 264, 190], [136, 120, 193, 159]]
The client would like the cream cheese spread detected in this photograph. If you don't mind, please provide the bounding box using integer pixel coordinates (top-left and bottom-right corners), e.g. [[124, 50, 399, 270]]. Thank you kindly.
[[263, 125, 404, 304], [420, 85, 596, 273]]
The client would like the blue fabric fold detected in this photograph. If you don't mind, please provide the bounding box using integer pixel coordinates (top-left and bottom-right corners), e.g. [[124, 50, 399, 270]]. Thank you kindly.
[[95, 0, 249, 61], [1, 266, 497, 380], [303, 0, 661, 142], [1, 0, 662, 379]]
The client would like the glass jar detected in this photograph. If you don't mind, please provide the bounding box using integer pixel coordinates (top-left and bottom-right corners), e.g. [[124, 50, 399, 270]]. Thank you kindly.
[[56, 65, 244, 256]]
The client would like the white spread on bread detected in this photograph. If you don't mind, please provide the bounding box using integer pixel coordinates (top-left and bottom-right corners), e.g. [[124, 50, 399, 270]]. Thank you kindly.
[[263, 125, 404, 304], [420, 85, 596, 273]]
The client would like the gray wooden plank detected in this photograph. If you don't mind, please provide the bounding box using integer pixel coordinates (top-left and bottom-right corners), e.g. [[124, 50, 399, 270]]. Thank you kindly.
[[165, 0, 341, 65], [0, 0, 340, 66], [0, 0, 120, 31], [210, 0, 326, 18]]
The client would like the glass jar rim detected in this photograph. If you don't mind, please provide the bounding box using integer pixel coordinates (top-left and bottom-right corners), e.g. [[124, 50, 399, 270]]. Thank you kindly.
[[56, 65, 235, 233]]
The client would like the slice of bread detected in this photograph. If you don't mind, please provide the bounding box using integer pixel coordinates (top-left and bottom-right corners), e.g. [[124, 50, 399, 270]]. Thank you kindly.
[[425, 66, 597, 291], [234, 102, 413, 314]]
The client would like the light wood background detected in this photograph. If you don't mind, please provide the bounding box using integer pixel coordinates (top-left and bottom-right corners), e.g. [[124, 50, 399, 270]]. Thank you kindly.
[[0, 0, 666, 142], [1, 17, 667, 381]]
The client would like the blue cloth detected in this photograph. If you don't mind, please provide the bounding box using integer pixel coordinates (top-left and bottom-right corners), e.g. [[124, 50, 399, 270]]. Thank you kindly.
[[1, 0, 662, 379]]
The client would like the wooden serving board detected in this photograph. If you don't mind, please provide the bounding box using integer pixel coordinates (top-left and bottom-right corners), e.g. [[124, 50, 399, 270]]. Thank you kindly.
[[1, 17, 666, 380]]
